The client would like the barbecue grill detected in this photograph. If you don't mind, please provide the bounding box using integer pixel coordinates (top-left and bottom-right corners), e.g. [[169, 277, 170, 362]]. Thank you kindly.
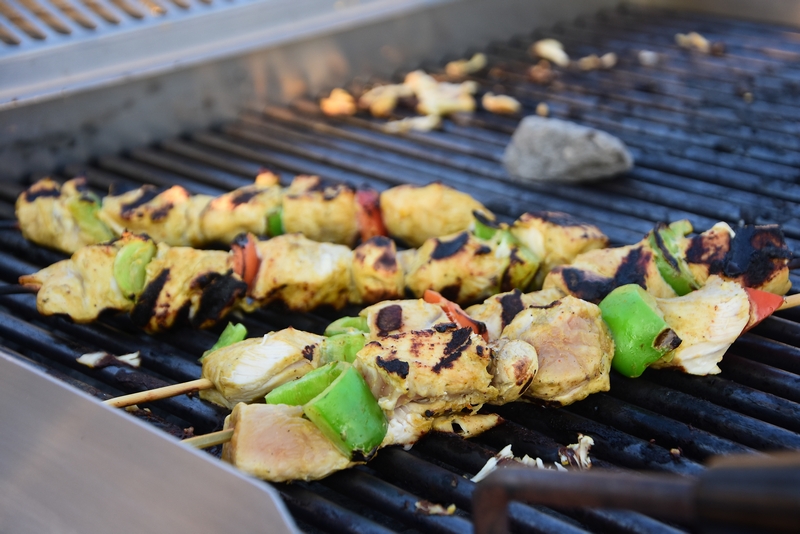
[[2, 1, 800, 532]]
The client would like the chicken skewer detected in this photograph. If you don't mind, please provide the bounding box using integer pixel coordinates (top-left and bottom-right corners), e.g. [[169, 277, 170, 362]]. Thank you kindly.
[[14, 173, 493, 253], [18, 211, 607, 332]]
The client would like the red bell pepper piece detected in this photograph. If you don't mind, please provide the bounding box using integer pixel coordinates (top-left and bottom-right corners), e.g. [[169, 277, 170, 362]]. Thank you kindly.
[[744, 288, 785, 331], [423, 289, 488, 341], [355, 189, 388, 242], [231, 233, 261, 290]]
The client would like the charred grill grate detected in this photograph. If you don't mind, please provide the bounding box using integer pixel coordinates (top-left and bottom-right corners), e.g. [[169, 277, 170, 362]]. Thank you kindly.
[[2, 6, 800, 533]]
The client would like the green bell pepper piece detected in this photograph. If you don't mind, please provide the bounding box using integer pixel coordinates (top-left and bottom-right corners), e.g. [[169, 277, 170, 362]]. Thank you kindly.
[[66, 193, 115, 243], [266, 206, 284, 237], [265, 361, 347, 406], [113, 238, 157, 300], [324, 316, 369, 337], [321, 333, 367, 364], [200, 322, 248, 361], [473, 211, 499, 240], [304, 365, 388, 461], [648, 221, 698, 296], [498, 230, 540, 292], [599, 284, 682, 378]]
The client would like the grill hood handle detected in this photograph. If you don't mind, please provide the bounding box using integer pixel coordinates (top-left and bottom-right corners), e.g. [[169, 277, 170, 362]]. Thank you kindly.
[[473, 452, 800, 534]]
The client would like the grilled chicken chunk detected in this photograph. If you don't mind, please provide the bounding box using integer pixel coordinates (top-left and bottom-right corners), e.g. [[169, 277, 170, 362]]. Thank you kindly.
[[200, 328, 324, 409], [545, 222, 791, 303], [466, 288, 565, 341], [99, 185, 212, 247], [282, 175, 359, 246], [15, 177, 113, 254], [651, 276, 750, 375], [131, 243, 247, 332], [404, 231, 531, 304], [350, 236, 405, 304], [19, 233, 142, 321], [360, 299, 449, 338], [222, 403, 352, 482], [501, 296, 614, 405], [247, 233, 352, 311], [199, 184, 282, 244], [379, 183, 493, 247], [510, 211, 609, 288]]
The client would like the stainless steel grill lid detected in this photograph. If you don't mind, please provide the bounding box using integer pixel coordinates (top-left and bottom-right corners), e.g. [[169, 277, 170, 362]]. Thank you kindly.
[[2, 5, 800, 533]]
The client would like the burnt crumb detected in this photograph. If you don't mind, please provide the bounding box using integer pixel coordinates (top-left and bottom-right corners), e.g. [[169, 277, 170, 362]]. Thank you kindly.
[[131, 269, 170, 328], [499, 290, 524, 328], [24, 183, 61, 202], [433, 322, 458, 332], [149, 203, 174, 222], [559, 246, 649, 303], [475, 245, 492, 255], [376, 304, 403, 336], [376, 355, 409, 378], [120, 186, 162, 218], [433, 328, 472, 373], [301, 345, 316, 361], [431, 232, 470, 260], [229, 188, 262, 206], [190, 271, 248, 328]]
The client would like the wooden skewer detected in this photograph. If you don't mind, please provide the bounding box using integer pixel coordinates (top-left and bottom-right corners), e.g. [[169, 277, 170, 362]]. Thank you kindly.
[[778, 294, 800, 311], [103, 377, 214, 408], [182, 429, 234, 449]]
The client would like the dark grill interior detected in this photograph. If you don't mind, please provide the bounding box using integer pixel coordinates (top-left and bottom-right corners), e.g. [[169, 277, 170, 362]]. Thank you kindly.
[[2, 6, 800, 533]]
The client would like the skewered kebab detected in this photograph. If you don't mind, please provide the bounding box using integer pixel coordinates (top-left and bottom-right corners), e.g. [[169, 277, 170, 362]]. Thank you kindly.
[[14, 173, 492, 253], [19, 211, 607, 332]]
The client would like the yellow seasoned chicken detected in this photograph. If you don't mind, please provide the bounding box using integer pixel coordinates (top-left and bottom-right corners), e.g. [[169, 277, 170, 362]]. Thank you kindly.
[[200, 328, 324, 409], [379, 183, 493, 247], [349, 236, 405, 304], [15, 177, 114, 254], [199, 184, 282, 245], [360, 299, 449, 338], [651, 276, 750, 375], [222, 403, 352, 482], [501, 296, 614, 405], [510, 211, 609, 288], [281, 175, 359, 246], [247, 233, 352, 311], [466, 288, 565, 341], [18, 233, 143, 322], [131, 243, 246, 332]]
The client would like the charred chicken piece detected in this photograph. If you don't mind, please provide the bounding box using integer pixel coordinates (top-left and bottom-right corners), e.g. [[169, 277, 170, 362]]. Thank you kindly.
[[200, 328, 324, 409], [199, 183, 282, 244], [222, 403, 352, 482], [281, 175, 359, 247], [380, 183, 492, 248], [15, 177, 114, 254], [350, 236, 405, 304], [131, 243, 247, 333], [466, 288, 565, 341], [500, 296, 614, 405], [361, 299, 449, 338]]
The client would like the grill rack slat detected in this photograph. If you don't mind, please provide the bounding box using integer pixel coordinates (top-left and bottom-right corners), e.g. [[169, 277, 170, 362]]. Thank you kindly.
[[3, 7, 800, 533]]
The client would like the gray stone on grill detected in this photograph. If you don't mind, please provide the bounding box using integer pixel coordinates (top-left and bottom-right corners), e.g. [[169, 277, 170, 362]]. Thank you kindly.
[[503, 116, 633, 182]]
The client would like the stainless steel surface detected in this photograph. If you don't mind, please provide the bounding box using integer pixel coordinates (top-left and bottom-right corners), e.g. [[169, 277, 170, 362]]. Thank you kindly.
[[0, 350, 298, 534], [0, 0, 624, 181]]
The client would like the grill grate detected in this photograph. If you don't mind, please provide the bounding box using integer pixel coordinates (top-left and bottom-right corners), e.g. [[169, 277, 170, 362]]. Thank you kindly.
[[2, 6, 800, 533]]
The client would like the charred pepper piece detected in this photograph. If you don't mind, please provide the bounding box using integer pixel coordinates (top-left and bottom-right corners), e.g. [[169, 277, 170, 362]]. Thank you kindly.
[[648, 221, 698, 296], [303, 365, 388, 461], [66, 192, 115, 243], [599, 284, 682, 378]]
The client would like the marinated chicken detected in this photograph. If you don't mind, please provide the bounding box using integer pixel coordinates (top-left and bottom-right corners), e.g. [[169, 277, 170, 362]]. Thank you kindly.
[[500, 296, 614, 405], [349, 236, 405, 304], [222, 403, 352, 482], [15, 177, 114, 254], [360, 299, 449, 338], [545, 221, 792, 303], [379, 183, 492, 247], [200, 328, 324, 409], [651, 276, 750, 375], [199, 183, 282, 244], [281, 175, 359, 247], [131, 243, 246, 333], [466, 288, 565, 341]]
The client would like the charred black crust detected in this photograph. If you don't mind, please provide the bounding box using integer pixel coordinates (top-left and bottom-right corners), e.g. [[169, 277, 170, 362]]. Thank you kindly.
[[190, 271, 248, 328], [475, 245, 492, 255], [121, 186, 161, 218], [376, 304, 403, 336], [526, 210, 586, 227], [476, 345, 484, 356], [499, 289, 525, 328], [439, 284, 461, 302], [433, 327, 472, 373], [652, 223, 679, 270], [24, 184, 61, 202], [131, 269, 171, 328], [433, 322, 457, 332], [301, 345, 316, 361], [431, 232, 470, 260], [149, 203, 173, 222], [229, 189, 262, 206], [376, 355, 409, 378], [473, 210, 498, 228], [718, 225, 791, 288], [560, 247, 649, 303]]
